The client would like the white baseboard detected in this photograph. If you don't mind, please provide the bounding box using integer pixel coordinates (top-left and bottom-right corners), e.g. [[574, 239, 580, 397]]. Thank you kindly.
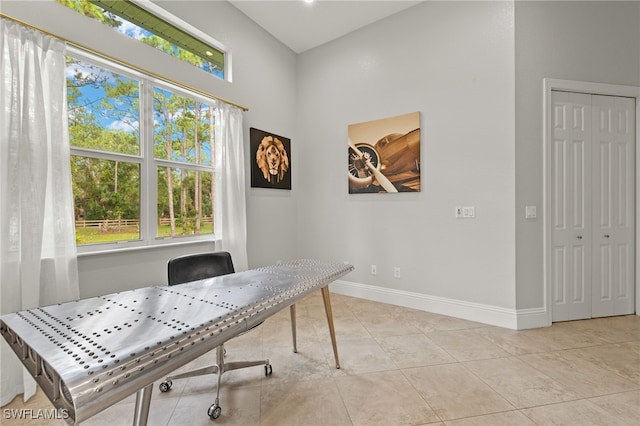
[[329, 280, 549, 330]]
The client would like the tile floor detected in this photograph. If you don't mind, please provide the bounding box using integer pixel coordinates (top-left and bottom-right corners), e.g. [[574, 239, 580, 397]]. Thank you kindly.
[[3, 292, 639, 425]]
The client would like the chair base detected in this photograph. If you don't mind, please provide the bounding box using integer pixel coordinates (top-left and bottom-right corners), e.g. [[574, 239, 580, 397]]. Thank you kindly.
[[159, 343, 272, 420]]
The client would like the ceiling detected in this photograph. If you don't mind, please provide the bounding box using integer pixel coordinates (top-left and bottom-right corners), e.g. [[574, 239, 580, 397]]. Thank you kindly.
[[228, 0, 424, 54]]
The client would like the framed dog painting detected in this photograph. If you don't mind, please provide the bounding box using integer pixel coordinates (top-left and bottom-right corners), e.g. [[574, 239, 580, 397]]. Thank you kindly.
[[250, 128, 291, 190]]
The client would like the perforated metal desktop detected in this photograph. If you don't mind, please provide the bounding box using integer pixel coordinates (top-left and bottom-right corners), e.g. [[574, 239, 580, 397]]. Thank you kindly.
[[0, 259, 353, 425]]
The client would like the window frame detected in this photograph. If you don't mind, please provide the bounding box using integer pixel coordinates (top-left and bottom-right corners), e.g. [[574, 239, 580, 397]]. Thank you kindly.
[[69, 47, 218, 255], [58, 0, 229, 81]]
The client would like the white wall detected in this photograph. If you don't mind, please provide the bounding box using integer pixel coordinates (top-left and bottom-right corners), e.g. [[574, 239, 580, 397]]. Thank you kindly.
[[295, 2, 518, 325], [2, 0, 299, 297], [514, 1, 640, 311]]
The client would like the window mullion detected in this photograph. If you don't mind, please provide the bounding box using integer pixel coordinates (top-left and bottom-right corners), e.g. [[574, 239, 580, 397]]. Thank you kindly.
[[140, 79, 156, 243]]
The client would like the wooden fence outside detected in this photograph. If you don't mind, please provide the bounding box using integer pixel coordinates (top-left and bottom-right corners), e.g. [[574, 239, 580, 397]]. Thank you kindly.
[[75, 217, 213, 231]]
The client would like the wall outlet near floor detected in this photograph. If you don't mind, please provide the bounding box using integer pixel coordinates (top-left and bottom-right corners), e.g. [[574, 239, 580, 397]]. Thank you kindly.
[[394, 267, 401, 278], [371, 264, 377, 275]]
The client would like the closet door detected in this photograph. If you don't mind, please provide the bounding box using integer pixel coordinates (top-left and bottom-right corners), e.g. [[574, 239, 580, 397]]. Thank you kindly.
[[591, 95, 635, 317], [551, 91, 592, 321], [551, 91, 636, 321]]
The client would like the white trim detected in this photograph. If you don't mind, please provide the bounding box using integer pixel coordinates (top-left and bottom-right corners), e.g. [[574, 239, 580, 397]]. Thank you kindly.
[[328, 280, 548, 330], [76, 238, 216, 258], [543, 78, 640, 326]]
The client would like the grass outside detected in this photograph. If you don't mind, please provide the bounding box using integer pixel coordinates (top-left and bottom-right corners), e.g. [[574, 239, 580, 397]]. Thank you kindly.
[[76, 223, 213, 244]]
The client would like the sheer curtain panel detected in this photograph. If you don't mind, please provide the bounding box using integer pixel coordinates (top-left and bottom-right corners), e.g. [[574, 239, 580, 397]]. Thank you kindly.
[[215, 102, 249, 271], [0, 18, 80, 406]]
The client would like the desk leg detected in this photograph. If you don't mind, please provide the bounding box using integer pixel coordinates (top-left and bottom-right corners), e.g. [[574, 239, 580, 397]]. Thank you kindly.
[[133, 384, 153, 426], [290, 304, 298, 353], [321, 286, 340, 369]]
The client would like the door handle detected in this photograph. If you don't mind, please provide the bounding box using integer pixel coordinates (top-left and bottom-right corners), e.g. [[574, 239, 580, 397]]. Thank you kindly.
[[604, 234, 610, 238], [576, 235, 583, 239]]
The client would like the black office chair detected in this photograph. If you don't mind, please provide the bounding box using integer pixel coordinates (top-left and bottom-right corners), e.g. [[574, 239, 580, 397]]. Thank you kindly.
[[158, 251, 272, 420]]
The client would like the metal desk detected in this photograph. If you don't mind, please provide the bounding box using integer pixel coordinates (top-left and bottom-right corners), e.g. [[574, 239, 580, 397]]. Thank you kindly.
[[0, 259, 353, 425]]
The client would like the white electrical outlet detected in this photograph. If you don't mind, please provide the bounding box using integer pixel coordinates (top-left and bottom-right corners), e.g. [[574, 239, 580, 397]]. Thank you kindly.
[[371, 265, 377, 275], [394, 267, 401, 278]]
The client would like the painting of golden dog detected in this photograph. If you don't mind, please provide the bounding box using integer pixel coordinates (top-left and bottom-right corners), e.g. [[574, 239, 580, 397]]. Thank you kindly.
[[250, 128, 291, 189]]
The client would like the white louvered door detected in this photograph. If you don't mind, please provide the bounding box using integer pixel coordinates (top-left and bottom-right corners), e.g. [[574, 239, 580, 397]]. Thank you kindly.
[[551, 91, 635, 321]]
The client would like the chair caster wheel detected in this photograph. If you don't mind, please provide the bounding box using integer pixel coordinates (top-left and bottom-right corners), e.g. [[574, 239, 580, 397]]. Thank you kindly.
[[265, 364, 273, 376], [159, 381, 172, 392], [208, 404, 222, 419]]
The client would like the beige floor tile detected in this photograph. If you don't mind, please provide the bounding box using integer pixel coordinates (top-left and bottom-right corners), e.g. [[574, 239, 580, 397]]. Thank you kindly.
[[520, 399, 631, 426], [358, 313, 423, 338], [349, 298, 403, 318], [326, 336, 397, 376], [588, 390, 640, 425], [259, 342, 335, 383], [519, 350, 638, 398], [376, 333, 456, 368], [565, 342, 640, 384], [260, 312, 318, 348], [444, 410, 536, 425], [167, 384, 261, 425], [473, 326, 566, 355], [260, 378, 351, 426], [425, 329, 510, 362], [464, 357, 581, 408], [404, 363, 514, 421], [401, 310, 485, 333], [523, 322, 610, 350], [335, 370, 440, 425], [559, 315, 640, 343], [312, 314, 372, 342]]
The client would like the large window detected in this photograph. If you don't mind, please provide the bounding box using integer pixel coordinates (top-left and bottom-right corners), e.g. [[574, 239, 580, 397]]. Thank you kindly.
[[67, 50, 216, 251]]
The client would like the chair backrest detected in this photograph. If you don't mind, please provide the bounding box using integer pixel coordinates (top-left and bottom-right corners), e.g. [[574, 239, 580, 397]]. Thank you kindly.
[[167, 251, 235, 286]]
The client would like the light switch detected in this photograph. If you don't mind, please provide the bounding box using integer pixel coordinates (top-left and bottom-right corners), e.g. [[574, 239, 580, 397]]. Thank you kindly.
[[525, 205, 537, 219]]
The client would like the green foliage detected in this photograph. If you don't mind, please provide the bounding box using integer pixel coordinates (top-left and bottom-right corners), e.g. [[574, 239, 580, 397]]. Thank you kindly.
[[56, 0, 122, 27]]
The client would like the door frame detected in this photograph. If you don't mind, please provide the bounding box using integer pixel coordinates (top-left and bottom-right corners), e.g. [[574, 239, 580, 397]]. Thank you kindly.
[[543, 78, 640, 325]]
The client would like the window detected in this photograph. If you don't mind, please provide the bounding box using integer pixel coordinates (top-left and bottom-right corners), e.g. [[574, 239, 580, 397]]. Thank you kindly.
[[153, 87, 215, 239], [57, 0, 226, 79], [67, 49, 216, 251]]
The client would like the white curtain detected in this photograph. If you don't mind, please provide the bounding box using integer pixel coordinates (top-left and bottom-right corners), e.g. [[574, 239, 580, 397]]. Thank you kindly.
[[0, 19, 80, 406], [214, 102, 249, 271]]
